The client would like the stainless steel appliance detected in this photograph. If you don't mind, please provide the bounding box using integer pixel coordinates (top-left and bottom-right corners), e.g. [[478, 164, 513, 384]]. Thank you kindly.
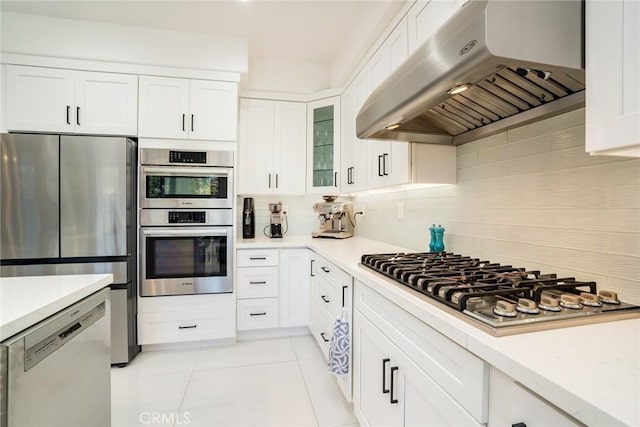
[[139, 148, 234, 297], [361, 252, 640, 336], [268, 202, 284, 238], [357, 0, 585, 146], [0, 288, 110, 427], [140, 148, 233, 209], [0, 134, 139, 366], [312, 199, 354, 239]]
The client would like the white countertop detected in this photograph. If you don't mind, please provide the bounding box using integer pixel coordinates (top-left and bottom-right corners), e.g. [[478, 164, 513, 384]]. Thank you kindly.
[[237, 235, 640, 426], [0, 274, 113, 341]]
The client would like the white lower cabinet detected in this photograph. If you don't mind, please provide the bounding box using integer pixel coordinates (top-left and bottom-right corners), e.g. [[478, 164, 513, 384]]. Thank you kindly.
[[353, 279, 488, 427], [235, 248, 311, 331], [488, 367, 583, 427], [137, 294, 235, 345]]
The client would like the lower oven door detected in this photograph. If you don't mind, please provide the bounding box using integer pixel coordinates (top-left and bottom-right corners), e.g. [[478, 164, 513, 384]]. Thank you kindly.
[[140, 227, 233, 296]]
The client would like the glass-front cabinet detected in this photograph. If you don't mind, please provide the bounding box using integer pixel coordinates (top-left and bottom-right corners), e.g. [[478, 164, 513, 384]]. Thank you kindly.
[[307, 96, 341, 194]]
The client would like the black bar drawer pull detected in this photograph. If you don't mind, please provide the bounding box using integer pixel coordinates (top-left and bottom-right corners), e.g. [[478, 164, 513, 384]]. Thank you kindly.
[[321, 266, 330, 273], [334, 172, 338, 187], [378, 155, 384, 176], [182, 114, 186, 131], [66, 105, 71, 124], [275, 173, 279, 188], [320, 332, 329, 342], [249, 281, 267, 285], [268, 173, 271, 188], [76, 107, 80, 126], [310, 259, 315, 277], [249, 257, 267, 260], [191, 114, 194, 132], [383, 153, 389, 176], [250, 312, 267, 316], [178, 324, 197, 329], [342, 285, 348, 307], [320, 295, 330, 303], [511, 424, 527, 427], [382, 358, 390, 394], [390, 366, 399, 404]]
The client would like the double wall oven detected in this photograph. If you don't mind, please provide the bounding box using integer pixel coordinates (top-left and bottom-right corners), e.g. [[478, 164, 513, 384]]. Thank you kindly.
[[139, 148, 233, 297]]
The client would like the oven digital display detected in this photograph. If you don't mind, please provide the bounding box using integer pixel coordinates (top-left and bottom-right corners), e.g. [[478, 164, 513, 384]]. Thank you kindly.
[[169, 151, 207, 164], [146, 176, 228, 199]]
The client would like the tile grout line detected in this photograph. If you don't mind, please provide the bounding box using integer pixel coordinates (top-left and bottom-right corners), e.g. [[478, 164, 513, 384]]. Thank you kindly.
[[174, 346, 202, 427], [292, 336, 321, 427]]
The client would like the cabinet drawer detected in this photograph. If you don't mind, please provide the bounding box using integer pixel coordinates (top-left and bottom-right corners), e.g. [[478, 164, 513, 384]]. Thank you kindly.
[[314, 255, 350, 288], [237, 249, 279, 267], [355, 280, 489, 423], [315, 274, 342, 318], [138, 309, 235, 345], [311, 303, 334, 357], [237, 267, 278, 299], [237, 298, 279, 330]]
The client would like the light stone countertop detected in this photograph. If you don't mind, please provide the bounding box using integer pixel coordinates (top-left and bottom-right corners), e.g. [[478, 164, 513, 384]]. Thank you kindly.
[[237, 235, 640, 427], [0, 274, 113, 341]]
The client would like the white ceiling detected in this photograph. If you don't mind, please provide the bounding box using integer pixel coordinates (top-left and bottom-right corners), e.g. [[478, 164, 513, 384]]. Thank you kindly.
[[0, 0, 407, 65]]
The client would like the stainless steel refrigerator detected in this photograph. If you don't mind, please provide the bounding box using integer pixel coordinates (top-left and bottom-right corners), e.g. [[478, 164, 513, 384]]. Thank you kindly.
[[0, 133, 139, 365]]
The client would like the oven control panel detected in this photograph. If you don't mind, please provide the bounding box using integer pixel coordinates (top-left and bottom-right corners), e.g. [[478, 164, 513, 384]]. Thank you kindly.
[[168, 211, 206, 224], [169, 151, 207, 164]]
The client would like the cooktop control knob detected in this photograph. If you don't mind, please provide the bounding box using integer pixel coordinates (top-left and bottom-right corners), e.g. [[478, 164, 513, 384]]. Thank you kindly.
[[516, 298, 540, 314], [598, 290, 621, 305], [560, 293, 582, 310], [493, 300, 517, 317], [580, 292, 602, 307], [538, 292, 561, 312]]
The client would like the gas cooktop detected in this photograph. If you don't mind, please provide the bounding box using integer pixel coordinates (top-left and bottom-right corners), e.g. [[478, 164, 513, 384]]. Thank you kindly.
[[360, 252, 640, 336]]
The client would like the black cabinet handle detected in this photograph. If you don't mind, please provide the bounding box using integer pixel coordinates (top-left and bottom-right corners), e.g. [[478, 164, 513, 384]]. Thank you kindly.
[[382, 358, 390, 394], [378, 155, 384, 176], [321, 295, 330, 303], [275, 173, 279, 189], [249, 257, 266, 260], [310, 259, 315, 277], [191, 114, 194, 132], [249, 281, 267, 285], [76, 107, 80, 126], [342, 285, 348, 307], [250, 312, 267, 316], [66, 105, 71, 125], [182, 114, 186, 131], [383, 153, 389, 176], [512, 424, 527, 427], [268, 173, 271, 188], [320, 332, 329, 342], [321, 266, 330, 273], [334, 172, 338, 187], [178, 324, 197, 329], [390, 366, 399, 404]]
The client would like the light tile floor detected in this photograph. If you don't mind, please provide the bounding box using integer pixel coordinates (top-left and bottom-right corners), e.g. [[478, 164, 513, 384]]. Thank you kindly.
[[111, 335, 358, 427]]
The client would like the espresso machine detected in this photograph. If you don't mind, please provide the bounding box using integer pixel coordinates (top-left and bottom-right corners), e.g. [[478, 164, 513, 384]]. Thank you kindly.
[[268, 202, 284, 238], [312, 197, 354, 239]]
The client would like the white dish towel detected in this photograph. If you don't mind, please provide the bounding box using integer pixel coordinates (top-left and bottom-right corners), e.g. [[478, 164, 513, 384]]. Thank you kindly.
[[328, 309, 350, 376]]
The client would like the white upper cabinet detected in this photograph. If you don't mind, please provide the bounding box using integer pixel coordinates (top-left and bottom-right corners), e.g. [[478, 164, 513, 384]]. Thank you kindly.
[[139, 75, 238, 141], [6, 65, 137, 135], [341, 73, 369, 193], [307, 96, 341, 194], [407, 0, 467, 54], [586, 0, 640, 157], [238, 98, 306, 195]]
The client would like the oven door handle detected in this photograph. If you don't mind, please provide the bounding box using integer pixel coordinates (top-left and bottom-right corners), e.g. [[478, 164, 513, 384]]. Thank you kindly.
[[142, 229, 228, 237], [141, 166, 232, 176]]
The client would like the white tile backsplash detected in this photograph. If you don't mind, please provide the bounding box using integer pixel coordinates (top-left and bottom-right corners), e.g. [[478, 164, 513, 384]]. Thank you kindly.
[[354, 109, 640, 304]]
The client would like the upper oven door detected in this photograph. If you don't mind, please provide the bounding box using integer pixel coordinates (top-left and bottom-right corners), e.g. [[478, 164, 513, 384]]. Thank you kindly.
[[140, 166, 233, 209]]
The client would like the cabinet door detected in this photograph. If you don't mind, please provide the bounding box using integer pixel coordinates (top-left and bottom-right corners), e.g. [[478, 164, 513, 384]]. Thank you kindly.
[[138, 76, 189, 139], [273, 102, 307, 195], [407, 0, 466, 53], [279, 249, 311, 327], [238, 98, 275, 194], [6, 65, 74, 132], [188, 79, 238, 141], [307, 96, 341, 194], [354, 310, 404, 427], [586, 0, 640, 157], [75, 71, 138, 136]]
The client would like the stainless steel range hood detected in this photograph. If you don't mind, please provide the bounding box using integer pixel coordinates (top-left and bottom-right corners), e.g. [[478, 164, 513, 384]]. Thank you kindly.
[[356, 0, 585, 146]]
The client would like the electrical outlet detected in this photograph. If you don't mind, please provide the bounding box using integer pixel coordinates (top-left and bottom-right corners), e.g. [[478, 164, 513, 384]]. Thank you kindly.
[[360, 204, 366, 216], [397, 202, 404, 220]]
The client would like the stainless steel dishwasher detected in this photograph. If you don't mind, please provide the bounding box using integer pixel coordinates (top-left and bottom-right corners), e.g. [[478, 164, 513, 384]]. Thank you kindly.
[[0, 288, 111, 427]]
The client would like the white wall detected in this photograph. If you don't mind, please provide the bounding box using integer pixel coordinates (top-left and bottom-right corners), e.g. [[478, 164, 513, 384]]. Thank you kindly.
[[242, 57, 328, 94], [0, 12, 248, 73], [354, 109, 640, 305]]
